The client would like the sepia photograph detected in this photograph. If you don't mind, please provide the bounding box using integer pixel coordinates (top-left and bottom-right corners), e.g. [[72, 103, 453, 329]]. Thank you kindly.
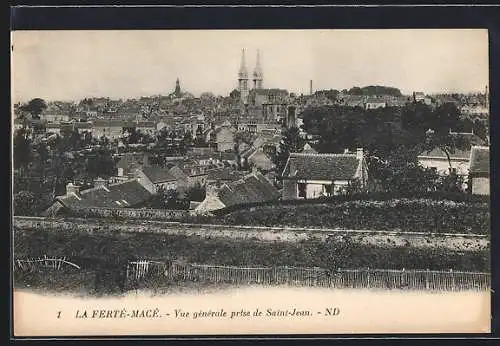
[[11, 28, 491, 336]]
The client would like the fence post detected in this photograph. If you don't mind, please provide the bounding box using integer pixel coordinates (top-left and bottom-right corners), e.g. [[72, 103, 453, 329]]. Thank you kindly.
[[402, 268, 405, 288], [450, 269, 455, 291], [366, 267, 370, 288], [425, 269, 430, 290]]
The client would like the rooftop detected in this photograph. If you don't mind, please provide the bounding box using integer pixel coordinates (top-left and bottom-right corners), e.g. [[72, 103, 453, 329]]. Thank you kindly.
[[418, 147, 471, 160], [217, 172, 280, 207], [141, 165, 178, 183], [207, 167, 246, 182], [56, 179, 152, 209], [282, 152, 362, 180]]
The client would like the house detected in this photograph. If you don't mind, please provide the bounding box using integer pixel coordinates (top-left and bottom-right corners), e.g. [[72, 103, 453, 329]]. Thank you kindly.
[[365, 101, 387, 110], [195, 172, 280, 214], [116, 153, 146, 177], [93, 119, 127, 139], [135, 165, 179, 193], [206, 167, 246, 187], [45, 179, 152, 215], [74, 121, 94, 135], [166, 164, 190, 189], [281, 149, 368, 200], [135, 120, 156, 136], [156, 121, 168, 132], [214, 122, 237, 152], [45, 123, 61, 135], [418, 147, 471, 177], [413, 92, 425, 103], [44, 113, 70, 123], [246, 147, 275, 172], [469, 146, 490, 195], [13, 118, 24, 131], [172, 160, 208, 188]]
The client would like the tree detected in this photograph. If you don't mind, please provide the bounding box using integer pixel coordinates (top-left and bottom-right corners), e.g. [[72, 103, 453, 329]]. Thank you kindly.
[[423, 130, 470, 173], [229, 89, 241, 100], [13, 129, 32, 171], [274, 126, 305, 175], [186, 183, 206, 202], [84, 149, 117, 180], [373, 147, 440, 194], [19, 98, 47, 120], [14, 191, 36, 215], [165, 189, 189, 210], [194, 125, 207, 147]]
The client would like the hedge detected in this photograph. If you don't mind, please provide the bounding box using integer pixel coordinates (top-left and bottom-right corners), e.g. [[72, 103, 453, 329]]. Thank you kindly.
[[213, 198, 490, 234]]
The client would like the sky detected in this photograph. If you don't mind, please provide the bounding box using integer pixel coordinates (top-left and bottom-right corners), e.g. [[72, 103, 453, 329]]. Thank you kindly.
[[11, 29, 489, 103]]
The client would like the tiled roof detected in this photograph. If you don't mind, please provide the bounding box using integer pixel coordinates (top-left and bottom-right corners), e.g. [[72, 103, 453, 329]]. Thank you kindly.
[[217, 172, 280, 207], [469, 146, 490, 175], [254, 88, 288, 96], [207, 168, 245, 182], [141, 165, 178, 183], [56, 179, 152, 209], [166, 164, 189, 180], [282, 153, 361, 180], [136, 121, 156, 128], [418, 147, 471, 159]]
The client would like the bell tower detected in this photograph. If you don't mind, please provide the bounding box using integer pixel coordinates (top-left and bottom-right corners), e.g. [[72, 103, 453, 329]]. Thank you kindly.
[[238, 49, 249, 104], [253, 49, 263, 90]]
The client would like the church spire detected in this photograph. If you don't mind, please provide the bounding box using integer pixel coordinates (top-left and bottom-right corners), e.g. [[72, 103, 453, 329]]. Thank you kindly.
[[174, 77, 181, 97], [238, 48, 248, 78], [238, 49, 249, 104], [253, 49, 263, 89]]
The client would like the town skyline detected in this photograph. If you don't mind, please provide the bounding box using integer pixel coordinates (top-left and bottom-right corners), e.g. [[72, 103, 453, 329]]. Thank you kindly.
[[11, 29, 489, 103]]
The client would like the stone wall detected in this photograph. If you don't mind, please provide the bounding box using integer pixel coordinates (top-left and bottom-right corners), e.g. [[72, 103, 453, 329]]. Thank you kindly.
[[69, 207, 189, 221]]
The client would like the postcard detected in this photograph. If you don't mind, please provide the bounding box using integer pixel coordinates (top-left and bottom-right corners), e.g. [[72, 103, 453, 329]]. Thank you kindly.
[[11, 28, 491, 336]]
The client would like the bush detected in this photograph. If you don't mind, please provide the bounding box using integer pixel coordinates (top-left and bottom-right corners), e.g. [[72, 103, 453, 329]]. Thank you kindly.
[[213, 197, 490, 234]]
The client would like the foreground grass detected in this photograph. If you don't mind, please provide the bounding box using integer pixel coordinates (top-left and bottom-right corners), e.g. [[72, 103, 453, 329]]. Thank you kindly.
[[14, 225, 489, 273]]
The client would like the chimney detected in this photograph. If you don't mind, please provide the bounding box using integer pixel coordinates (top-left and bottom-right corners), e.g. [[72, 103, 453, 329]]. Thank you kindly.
[[66, 182, 80, 196], [356, 148, 364, 160], [310, 80, 313, 95], [344, 148, 349, 154], [143, 153, 150, 167], [94, 177, 108, 189]]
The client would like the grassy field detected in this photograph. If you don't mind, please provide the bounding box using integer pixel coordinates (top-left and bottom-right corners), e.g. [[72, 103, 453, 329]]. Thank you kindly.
[[14, 226, 490, 271]]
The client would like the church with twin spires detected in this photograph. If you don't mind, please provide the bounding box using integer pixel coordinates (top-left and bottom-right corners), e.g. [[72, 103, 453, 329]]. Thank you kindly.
[[237, 49, 289, 125]]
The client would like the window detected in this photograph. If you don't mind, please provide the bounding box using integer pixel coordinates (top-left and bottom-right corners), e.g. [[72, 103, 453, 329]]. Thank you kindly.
[[297, 183, 307, 198]]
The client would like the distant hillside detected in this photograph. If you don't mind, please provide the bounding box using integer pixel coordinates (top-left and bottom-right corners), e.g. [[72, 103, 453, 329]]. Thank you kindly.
[[346, 86, 403, 97], [314, 86, 403, 100]]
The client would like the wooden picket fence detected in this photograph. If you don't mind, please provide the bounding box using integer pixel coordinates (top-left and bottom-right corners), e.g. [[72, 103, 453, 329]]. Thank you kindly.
[[14, 256, 81, 272], [125, 261, 490, 291]]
